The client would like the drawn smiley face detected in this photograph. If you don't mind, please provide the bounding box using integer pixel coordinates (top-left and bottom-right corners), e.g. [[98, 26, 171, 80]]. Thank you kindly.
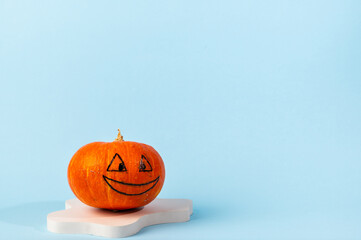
[[103, 153, 160, 196]]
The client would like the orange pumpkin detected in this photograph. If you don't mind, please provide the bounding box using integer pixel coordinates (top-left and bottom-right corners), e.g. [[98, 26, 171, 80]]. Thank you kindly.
[[68, 130, 165, 210]]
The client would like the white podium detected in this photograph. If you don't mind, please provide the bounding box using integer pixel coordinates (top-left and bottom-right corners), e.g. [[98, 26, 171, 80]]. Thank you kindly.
[[47, 198, 192, 238]]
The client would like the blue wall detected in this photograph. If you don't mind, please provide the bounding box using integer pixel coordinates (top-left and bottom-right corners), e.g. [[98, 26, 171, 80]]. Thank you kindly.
[[1, 0, 361, 239]]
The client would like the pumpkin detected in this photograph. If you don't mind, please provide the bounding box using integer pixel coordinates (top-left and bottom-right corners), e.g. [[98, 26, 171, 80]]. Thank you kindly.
[[68, 130, 165, 210]]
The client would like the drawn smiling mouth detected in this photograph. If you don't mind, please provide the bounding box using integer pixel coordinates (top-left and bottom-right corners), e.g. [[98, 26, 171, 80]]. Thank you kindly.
[[103, 176, 160, 196]]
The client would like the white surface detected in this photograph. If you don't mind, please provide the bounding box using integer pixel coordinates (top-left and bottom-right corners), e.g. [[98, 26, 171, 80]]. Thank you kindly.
[[47, 198, 193, 238]]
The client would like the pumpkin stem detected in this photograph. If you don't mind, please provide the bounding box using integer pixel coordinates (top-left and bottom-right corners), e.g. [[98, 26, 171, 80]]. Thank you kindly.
[[114, 129, 124, 142]]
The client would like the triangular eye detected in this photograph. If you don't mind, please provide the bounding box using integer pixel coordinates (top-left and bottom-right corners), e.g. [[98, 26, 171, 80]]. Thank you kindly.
[[139, 155, 152, 172], [107, 153, 127, 172]]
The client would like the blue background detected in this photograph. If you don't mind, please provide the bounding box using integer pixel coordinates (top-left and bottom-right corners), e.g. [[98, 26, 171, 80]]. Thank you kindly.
[[1, 0, 361, 239]]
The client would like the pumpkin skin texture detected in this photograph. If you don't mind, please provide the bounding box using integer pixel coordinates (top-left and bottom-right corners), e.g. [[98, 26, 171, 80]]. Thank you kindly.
[[68, 140, 165, 210]]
